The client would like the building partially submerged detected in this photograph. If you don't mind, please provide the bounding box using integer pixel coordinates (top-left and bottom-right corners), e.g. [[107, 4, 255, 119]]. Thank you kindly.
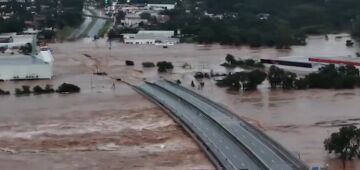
[[123, 30, 179, 45], [261, 55, 360, 75], [146, 4, 175, 10], [0, 33, 54, 80]]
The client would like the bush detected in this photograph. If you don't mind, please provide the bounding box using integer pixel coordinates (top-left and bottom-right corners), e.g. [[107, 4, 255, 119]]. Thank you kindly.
[[33, 84, 55, 94], [225, 54, 236, 65], [56, 83, 80, 94], [142, 62, 155, 68], [44, 84, 55, 93], [15, 85, 31, 95], [33, 85, 44, 94], [157, 61, 174, 72], [126, 60, 134, 66], [15, 88, 22, 95], [22, 85, 31, 94]]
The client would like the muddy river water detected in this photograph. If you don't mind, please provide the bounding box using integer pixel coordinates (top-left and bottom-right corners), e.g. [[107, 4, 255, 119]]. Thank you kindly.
[[0, 34, 359, 169]]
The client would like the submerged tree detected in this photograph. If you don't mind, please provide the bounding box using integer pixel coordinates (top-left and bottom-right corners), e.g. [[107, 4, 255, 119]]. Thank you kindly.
[[324, 125, 360, 170]]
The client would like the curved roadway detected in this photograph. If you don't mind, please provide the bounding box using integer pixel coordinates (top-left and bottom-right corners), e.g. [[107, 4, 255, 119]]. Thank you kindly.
[[136, 80, 308, 170], [138, 83, 265, 170]]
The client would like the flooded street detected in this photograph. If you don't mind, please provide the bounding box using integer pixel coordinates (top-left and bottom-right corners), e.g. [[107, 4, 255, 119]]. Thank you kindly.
[[0, 33, 359, 169]]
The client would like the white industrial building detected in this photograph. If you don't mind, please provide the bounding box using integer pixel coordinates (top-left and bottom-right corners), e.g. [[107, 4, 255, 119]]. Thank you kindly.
[[0, 34, 54, 80], [121, 14, 148, 27], [123, 30, 179, 45], [146, 4, 175, 10]]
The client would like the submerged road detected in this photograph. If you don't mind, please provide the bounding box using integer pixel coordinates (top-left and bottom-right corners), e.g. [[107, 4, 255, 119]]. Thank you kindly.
[[69, 8, 107, 39], [135, 80, 308, 170], [87, 10, 107, 37], [69, 9, 92, 39]]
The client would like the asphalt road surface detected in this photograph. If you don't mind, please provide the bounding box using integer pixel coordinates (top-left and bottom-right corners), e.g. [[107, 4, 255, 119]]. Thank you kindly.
[[136, 80, 308, 170], [70, 8, 106, 39], [87, 10, 106, 37], [138, 83, 265, 170]]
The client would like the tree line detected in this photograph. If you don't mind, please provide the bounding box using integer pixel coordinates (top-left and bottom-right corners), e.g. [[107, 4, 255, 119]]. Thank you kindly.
[[0, 83, 80, 96], [145, 0, 360, 47], [0, 0, 85, 34], [268, 64, 360, 90], [216, 55, 360, 91]]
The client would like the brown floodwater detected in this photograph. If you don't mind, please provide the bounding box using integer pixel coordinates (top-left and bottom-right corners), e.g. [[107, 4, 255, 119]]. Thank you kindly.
[[0, 33, 360, 169]]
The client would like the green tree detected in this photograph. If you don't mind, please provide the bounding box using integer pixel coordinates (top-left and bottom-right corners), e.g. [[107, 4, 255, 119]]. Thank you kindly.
[[244, 70, 267, 90], [225, 54, 236, 65], [116, 11, 126, 22], [275, 24, 293, 49], [216, 70, 267, 91], [56, 83, 80, 93], [324, 125, 360, 170], [268, 65, 285, 88], [197, 27, 215, 43], [282, 72, 297, 89], [157, 61, 174, 72]]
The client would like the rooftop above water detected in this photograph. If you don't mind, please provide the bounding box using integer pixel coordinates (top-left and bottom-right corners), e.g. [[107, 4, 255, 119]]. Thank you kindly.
[[0, 55, 48, 65]]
